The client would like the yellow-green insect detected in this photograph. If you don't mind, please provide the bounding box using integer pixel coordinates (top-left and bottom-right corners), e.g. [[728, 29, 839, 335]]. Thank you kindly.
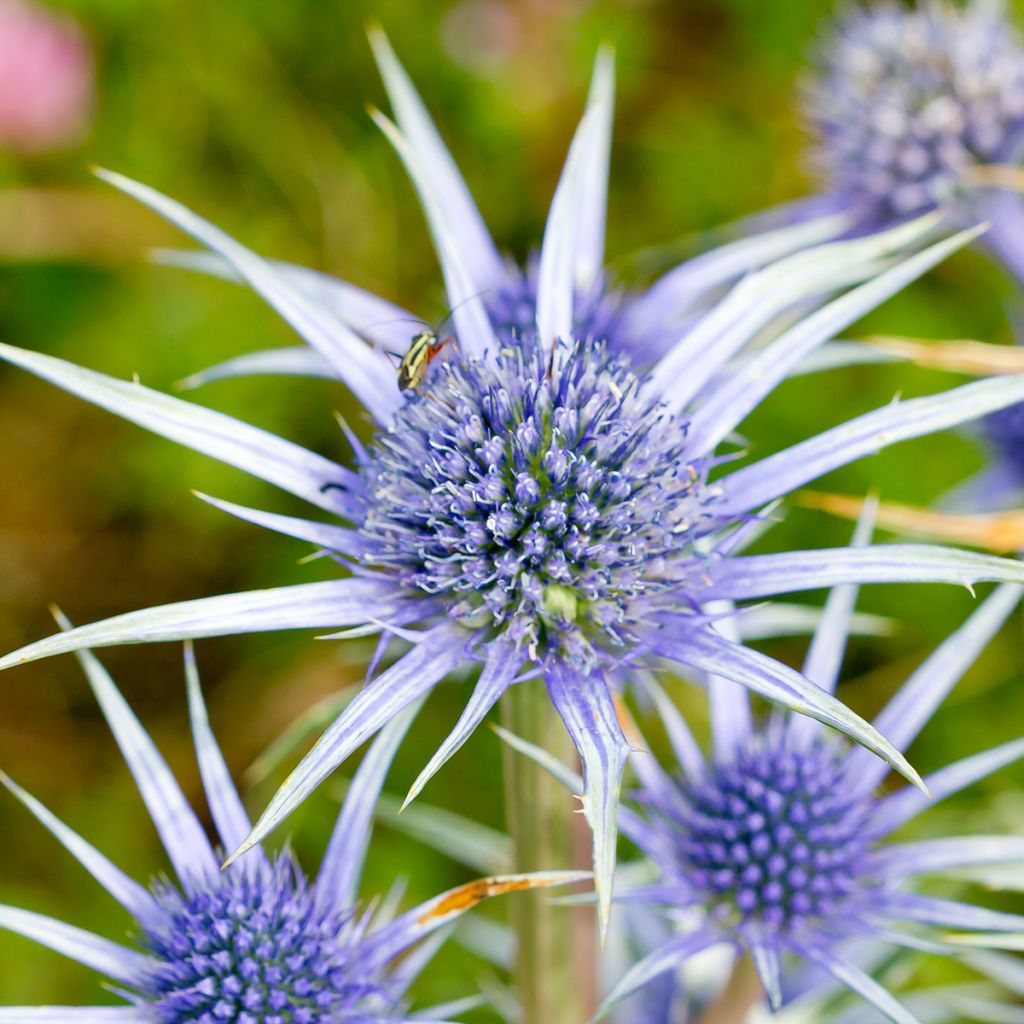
[[398, 330, 452, 391]]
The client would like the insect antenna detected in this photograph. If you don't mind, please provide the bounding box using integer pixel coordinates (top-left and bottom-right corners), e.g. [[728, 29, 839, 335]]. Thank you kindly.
[[435, 289, 493, 342], [358, 313, 431, 352]]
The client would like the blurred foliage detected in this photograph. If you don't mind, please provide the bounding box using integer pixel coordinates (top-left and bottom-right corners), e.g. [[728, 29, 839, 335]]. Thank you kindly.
[[0, 0, 1023, 1014]]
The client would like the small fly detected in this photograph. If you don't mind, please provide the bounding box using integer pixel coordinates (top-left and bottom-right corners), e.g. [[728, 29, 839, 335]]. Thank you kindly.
[[397, 330, 454, 391]]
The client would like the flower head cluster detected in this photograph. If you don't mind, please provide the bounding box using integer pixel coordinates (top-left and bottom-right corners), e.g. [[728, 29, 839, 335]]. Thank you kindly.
[[4, 29, 1024, 944], [804, 0, 1024, 220], [361, 335, 702, 660], [986, 397, 1024, 485], [672, 739, 872, 931], [144, 858, 372, 1023], [0, 643, 580, 1023], [599, 562, 1024, 1021]]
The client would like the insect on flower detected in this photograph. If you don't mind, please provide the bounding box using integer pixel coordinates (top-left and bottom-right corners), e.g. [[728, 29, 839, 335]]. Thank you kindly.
[[397, 328, 454, 391], [392, 293, 484, 392]]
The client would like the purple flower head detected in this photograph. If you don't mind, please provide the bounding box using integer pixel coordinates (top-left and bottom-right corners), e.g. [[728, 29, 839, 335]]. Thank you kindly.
[[804, 0, 1024, 222], [0, 636, 584, 1023], [6, 30, 1024, 941], [599, 510, 1024, 1021], [668, 737, 873, 933], [143, 858, 382, 1023], [360, 335, 702, 661]]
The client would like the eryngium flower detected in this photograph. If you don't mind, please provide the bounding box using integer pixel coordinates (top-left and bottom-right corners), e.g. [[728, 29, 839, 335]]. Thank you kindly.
[[805, 1, 1024, 220], [802, 0, 1024, 288], [981, 396, 1024, 507], [803, 0, 1024, 286], [6, 33, 1024, 932], [360, 334, 699, 657], [0, 636, 584, 1023], [599, 554, 1024, 1021]]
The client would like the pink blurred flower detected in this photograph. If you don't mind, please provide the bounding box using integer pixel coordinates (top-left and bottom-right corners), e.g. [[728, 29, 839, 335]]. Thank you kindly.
[[0, 0, 92, 154]]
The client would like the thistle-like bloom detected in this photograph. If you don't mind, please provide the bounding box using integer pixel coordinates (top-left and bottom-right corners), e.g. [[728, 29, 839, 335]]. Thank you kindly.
[[0, 634, 583, 1023], [980, 398, 1024, 508], [799, 0, 1024, 525], [599, 530, 1024, 1022], [7, 34, 1024, 934], [806, 0, 1024, 218], [803, 1, 1024, 279]]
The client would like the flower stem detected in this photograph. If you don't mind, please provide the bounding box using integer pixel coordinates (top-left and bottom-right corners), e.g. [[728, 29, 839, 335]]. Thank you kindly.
[[501, 681, 591, 1024], [696, 955, 762, 1024]]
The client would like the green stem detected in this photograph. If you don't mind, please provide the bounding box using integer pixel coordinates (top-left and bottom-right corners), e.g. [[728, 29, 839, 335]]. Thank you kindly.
[[501, 681, 592, 1024]]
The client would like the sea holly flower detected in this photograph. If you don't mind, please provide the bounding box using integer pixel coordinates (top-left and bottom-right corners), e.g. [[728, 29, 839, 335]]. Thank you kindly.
[[0, 632, 585, 1023], [8, 35, 1024, 938], [368, 661, 1024, 1024], [977, 372, 1024, 510], [803, 0, 1024, 280], [596, 515, 1024, 1022], [798, 0, 1024, 530]]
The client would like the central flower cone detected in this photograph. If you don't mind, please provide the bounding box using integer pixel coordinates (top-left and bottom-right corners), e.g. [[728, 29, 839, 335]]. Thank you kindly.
[[675, 740, 875, 932], [359, 336, 706, 662]]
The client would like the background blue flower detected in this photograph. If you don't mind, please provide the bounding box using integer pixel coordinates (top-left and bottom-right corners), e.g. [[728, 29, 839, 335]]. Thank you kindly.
[[805, 1, 1024, 220], [803, 0, 1024, 284], [596, 515, 1024, 1021]]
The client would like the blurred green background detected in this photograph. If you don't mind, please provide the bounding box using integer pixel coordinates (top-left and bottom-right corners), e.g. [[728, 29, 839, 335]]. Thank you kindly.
[[0, 0, 1023, 1014]]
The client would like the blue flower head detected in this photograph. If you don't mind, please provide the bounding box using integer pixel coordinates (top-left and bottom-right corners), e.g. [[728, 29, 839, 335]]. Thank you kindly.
[[664, 738, 871, 931], [987, 398, 1024, 466], [361, 334, 700, 662], [982, 384, 1024, 507], [805, 0, 1024, 221], [4, 31, 1024, 938], [0, 633, 583, 1023], [599, 511, 1024, 1022]]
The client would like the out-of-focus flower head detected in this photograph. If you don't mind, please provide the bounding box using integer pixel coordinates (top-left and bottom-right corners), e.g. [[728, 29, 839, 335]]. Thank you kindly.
[[598, 510, 1024, 1022], [980, 331, 1024, 509], [5, 30, 1024, 942], [977, 398, 1024, 502], [0, 631, 584, 1022], [799, 1, 1024, 527], [805, 0, 1024, 220], [0, 0, 92, 154]]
